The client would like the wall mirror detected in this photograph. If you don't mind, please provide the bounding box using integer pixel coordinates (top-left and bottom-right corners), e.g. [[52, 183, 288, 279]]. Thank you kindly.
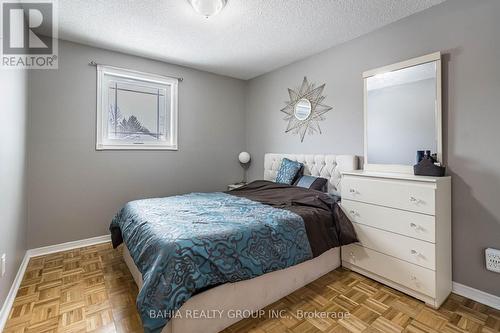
[[281, 77, 332, 142], [294, 98, 312, 120], [363, 52, 442, 174]]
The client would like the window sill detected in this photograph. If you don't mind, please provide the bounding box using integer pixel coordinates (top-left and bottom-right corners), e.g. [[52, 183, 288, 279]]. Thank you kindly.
[[96, 143, 178, 151]]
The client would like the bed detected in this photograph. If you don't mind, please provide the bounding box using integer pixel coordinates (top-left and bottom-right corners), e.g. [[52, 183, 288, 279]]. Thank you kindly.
[[112, 153, 358, 333]]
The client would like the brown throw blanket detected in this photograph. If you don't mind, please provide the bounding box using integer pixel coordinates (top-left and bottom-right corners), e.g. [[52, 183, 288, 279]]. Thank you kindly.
[[228, 180, 357, 257]]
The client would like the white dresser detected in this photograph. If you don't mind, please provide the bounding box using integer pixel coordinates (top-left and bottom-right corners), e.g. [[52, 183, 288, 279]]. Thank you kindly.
[[340, 170, 451, 308]]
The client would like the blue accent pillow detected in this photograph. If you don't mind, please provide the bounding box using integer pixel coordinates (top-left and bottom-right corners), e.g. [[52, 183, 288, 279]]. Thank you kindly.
[[295, 175, 328, 192], [275, 158, 303, 184]]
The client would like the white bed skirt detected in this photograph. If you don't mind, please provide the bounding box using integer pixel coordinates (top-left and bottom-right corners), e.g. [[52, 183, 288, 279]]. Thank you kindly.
[[123, 245, 341, 333]]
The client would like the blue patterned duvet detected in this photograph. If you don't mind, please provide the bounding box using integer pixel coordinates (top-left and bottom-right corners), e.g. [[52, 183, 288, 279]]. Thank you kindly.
[[110, 191, 313, 333]]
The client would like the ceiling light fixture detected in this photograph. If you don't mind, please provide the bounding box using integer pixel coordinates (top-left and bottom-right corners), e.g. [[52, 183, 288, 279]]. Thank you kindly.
[[188, 0, 228, 18]]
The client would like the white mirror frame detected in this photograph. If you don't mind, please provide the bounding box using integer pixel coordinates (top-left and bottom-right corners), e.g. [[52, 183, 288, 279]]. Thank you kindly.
[[363, 52, 442, 174]]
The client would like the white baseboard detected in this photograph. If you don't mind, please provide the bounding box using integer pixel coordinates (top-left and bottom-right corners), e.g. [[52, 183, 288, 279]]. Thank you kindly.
[[0, 252, 30, 333], [0, 234, 111, 332], [452, 282, 500, 310], [27, 234, 111, 257]]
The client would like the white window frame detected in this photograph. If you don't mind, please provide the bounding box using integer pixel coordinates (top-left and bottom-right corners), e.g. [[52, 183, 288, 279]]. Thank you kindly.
[[96, 65, 179, 150]]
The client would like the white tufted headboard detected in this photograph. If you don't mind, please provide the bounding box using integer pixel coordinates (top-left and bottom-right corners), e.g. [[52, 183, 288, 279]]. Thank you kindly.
[[264, 153, 358, 194]]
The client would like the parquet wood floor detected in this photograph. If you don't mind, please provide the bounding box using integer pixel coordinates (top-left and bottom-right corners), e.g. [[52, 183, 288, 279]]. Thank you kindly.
[[4, 242, 500, 333]]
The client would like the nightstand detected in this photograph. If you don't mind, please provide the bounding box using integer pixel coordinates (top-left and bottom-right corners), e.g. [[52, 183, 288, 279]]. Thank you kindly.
[[227, 182, 247, 191]]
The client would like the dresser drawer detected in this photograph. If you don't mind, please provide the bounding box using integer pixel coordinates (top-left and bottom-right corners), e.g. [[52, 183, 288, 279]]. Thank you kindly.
[[341, 200, 435, 243], [352, 223, 435, 270], [342, 244, 436, 297], [341, 176, 436, 215]]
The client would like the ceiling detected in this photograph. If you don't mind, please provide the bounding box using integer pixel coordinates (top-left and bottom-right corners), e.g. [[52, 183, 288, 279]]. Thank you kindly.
[[59, 0, 446, 80]]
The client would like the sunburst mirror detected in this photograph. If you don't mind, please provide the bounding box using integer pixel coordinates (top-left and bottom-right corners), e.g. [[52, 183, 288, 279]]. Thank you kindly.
[[281, 77, 333, 142]]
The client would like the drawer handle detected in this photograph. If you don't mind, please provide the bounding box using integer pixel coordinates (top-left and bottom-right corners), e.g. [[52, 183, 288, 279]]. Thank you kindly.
[[349, 188, 359, 194], [410, 223, 422, 231], [349, 210, 359, 217], [409, 274, 421, 287], [409, 196, 424, 204], [411, 249, 425, 259]]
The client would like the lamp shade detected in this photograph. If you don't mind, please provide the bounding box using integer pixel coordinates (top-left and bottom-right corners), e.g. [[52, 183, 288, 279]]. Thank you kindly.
[[238, 152, 251, 164]]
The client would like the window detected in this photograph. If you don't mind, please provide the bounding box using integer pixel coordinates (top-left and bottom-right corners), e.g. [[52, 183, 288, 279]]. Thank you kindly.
[[96, 65, 178, 150]]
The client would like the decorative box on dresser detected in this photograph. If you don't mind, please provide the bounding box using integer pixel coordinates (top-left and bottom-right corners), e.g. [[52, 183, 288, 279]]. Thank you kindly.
[[340, 170, 452, 308]]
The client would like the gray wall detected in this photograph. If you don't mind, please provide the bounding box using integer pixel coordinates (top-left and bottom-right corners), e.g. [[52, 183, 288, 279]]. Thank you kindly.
[[28, 40, 246, 248], [245, 0, 500, 296], [0, 70, 28, 306]]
